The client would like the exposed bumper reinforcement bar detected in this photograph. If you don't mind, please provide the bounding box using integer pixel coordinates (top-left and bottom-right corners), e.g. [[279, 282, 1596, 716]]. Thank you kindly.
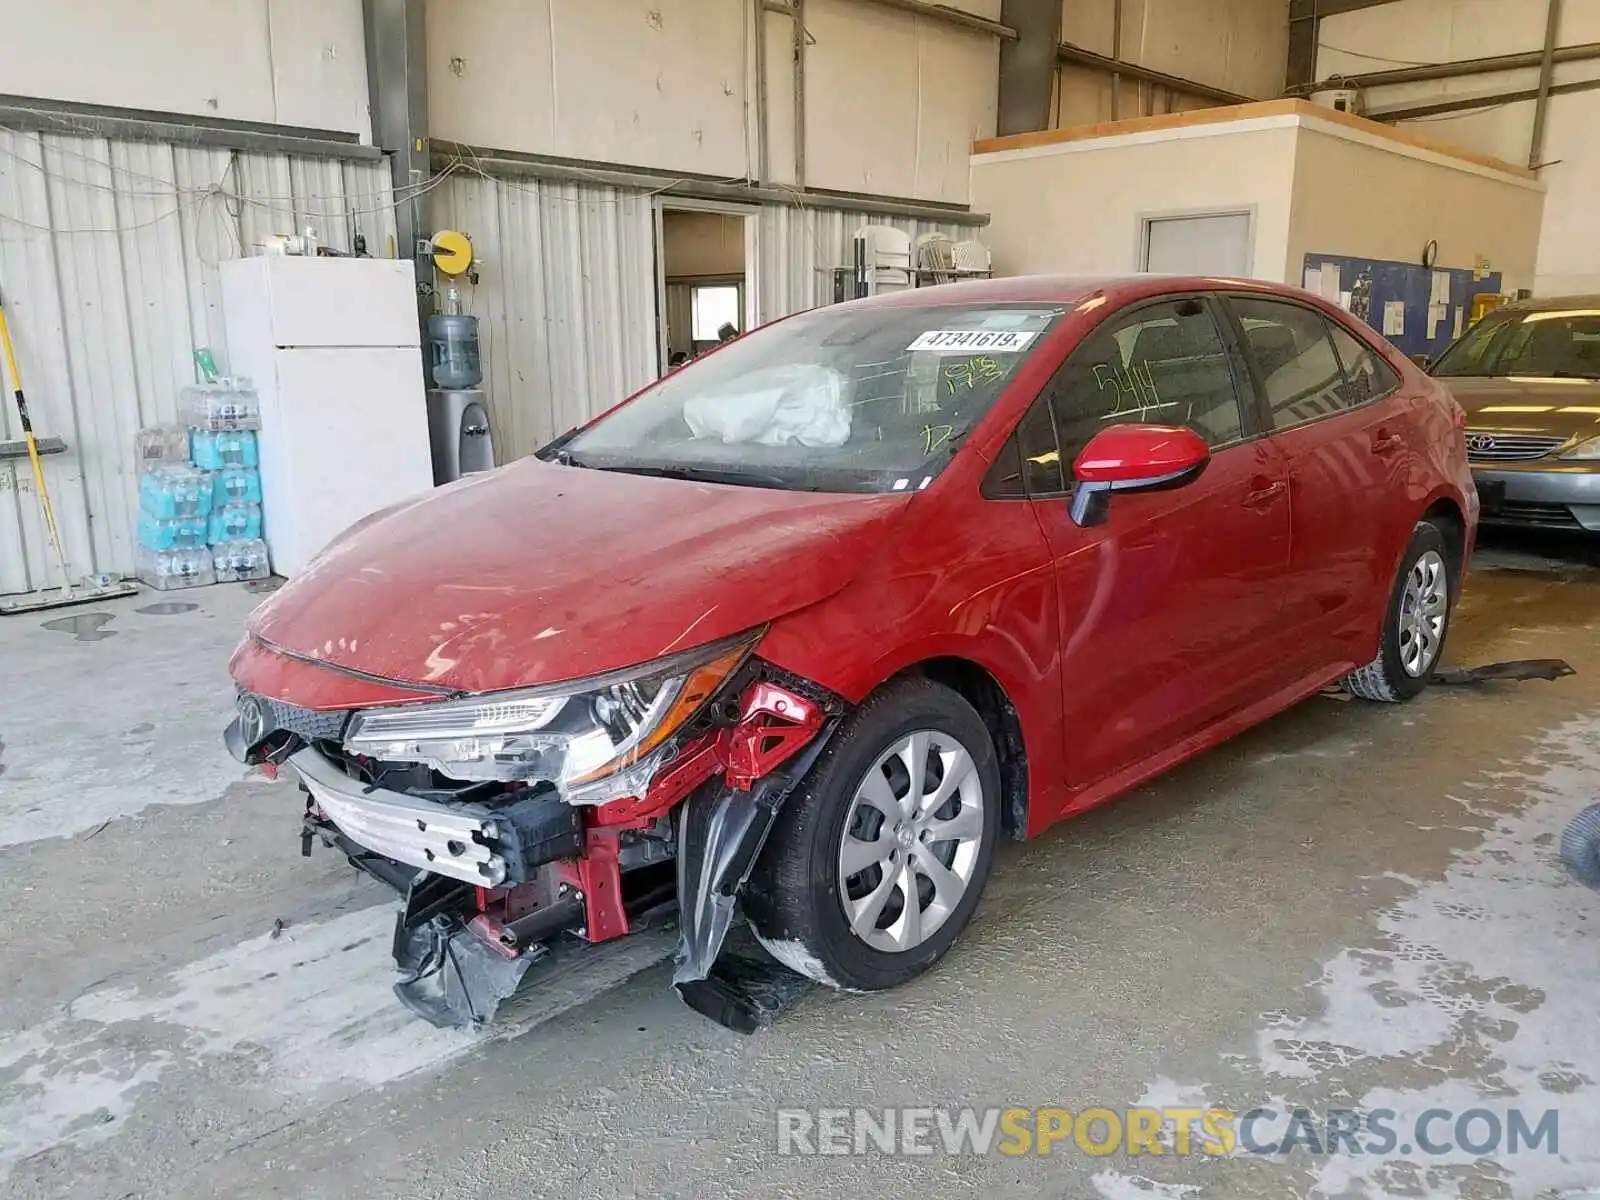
[[290, 748, 508, 884], [287, 747, 580, 887]]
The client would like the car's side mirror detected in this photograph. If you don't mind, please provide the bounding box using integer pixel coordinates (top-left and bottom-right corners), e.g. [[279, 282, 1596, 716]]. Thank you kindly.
[[1069, 424, 1210, 527], [1411, 353, 1433, 369]]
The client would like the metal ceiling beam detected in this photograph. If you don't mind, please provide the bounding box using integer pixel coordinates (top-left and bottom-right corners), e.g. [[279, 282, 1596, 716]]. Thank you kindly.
[[363, 0, 430, 285], [1367, 73, 1600, 122], [0, 93, 377, 159], [1312, 40, 1600, 90], [432, 142, 991, 226], [1528, 0, 1563, 168], [997, 0, 1063, 134], [833, 0, 1017, 39], [1056, 41, 1256, 107], [1305, 0, 1408, 13]]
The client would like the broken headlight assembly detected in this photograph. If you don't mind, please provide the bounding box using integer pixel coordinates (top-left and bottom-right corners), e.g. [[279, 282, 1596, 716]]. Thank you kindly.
[[340, 632, 757, 802]]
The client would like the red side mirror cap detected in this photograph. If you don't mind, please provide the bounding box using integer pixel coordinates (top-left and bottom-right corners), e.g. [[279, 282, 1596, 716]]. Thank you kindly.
[[1074, 423, 1210, 487]]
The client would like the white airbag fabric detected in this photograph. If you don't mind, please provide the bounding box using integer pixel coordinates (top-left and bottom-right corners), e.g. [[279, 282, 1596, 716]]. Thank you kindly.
[[683, 364, 852, 448]]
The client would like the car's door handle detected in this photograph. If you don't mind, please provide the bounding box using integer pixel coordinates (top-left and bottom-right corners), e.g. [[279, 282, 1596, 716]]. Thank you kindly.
[[1371, 431, 1404, 454], [1243, 480, 1286, 509]]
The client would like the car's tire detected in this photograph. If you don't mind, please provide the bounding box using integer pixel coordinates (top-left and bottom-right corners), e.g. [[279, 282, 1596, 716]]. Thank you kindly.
[[743, 676, 1001, 992], [1561, 804, 1600, 890], [1343, 520, 1454, 703]]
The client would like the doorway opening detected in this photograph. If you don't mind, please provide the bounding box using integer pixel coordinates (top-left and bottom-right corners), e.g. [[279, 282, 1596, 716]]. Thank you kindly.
[[656, 202, 756, 373]]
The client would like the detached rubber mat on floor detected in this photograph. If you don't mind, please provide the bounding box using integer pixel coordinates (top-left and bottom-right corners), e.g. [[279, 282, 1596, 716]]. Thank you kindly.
[[1431, 658, 1576, 686]]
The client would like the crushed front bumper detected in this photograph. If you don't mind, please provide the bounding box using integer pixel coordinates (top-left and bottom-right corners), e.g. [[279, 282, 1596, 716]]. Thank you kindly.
[[235, 674, 840, 1030]]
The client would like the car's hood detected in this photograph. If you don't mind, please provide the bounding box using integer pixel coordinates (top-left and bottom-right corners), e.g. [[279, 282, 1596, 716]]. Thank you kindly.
[[1439, 376, 1600, 440], [247, 458, 912, 695]]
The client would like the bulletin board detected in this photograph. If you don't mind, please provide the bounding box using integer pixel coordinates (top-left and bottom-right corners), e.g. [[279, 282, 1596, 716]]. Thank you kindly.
[[1300, 254, 1503, 360]]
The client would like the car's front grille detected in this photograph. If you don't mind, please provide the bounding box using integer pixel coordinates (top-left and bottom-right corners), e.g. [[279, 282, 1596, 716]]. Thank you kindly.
[[249, 693, 350, 743], [1465, 430, 1566, 462], [1489, 501, 1583, 529]]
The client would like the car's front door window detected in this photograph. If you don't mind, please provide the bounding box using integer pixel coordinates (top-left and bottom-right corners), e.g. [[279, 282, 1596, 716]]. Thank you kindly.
[[1052, 297, 1248, 461], [984, 297, 1249, 500]]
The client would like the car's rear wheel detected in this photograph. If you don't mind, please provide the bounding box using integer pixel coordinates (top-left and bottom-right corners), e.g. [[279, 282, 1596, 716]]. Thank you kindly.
[[744, 677, 1000, 991], [1343, 520, 1453, 702]]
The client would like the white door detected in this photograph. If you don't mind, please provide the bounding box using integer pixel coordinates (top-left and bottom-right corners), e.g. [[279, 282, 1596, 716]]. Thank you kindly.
[[1143, 213, 1253, 277]]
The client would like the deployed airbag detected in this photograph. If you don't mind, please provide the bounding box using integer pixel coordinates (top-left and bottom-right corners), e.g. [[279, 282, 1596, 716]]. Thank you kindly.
[[683, 364, 851, 448]]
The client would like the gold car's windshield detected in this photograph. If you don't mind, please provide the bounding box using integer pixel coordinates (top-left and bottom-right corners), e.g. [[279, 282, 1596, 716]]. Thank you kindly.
[[1432, 308, 1600, 380]]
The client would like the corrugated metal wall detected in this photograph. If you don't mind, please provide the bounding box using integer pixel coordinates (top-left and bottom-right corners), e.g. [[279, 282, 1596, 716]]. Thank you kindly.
[[756, 204, 971, 320], [434, 168, 976, 464], [432, 173, 659, 462], [0, 129, 393, 594]]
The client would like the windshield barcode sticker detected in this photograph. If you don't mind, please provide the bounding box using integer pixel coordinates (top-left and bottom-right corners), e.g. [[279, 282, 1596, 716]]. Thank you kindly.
[[907, 329, 1038, 353]]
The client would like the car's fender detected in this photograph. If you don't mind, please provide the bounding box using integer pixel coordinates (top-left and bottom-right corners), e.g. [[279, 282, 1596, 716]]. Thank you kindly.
[[756, 491, 1071, 836]]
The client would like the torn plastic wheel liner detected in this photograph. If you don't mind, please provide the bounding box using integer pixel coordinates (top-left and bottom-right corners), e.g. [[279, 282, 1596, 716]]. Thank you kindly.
[[672, 720, 837, 1033]]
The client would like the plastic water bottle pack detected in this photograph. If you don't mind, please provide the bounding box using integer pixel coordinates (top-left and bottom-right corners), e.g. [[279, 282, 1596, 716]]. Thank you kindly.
[[180, 381, 261, 431], [212, 539, 271, 582], [135, 546, 216, 591], [191, 429, 259, 471], [139, 465, 214, 520], [208, 502, 263, 544], [137, 512, 209, 551], [212, 467, 263, 507]]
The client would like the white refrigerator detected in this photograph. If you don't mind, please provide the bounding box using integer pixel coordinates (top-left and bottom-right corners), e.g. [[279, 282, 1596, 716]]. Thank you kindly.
[[220, 256, 435, 578]]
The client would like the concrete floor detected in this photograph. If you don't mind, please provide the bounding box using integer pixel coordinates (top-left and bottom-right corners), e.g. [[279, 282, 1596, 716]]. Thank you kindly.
[[2, 532, 1599, 1199]]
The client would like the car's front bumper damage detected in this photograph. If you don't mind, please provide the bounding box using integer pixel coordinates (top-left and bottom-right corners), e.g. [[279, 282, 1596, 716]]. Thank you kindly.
[[289, 745, 583, 887], [228, 669, 841, 1031]]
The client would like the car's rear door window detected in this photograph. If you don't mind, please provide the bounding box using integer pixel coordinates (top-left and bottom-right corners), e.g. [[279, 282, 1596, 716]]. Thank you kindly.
[[1228, 298, 1349, 431], [1325, 321, 1401, 406], [984, 296, 1248, 498]]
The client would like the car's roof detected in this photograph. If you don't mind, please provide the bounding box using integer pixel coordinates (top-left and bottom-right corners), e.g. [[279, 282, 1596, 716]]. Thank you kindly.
[[848, 273, 1311, 310], [1500, 294, 1600, 312]]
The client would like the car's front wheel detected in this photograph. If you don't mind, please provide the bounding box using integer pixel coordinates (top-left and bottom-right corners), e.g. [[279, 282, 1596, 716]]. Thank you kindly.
[[744, 677, 1000, 991], [1343, 520, 1454, 702]]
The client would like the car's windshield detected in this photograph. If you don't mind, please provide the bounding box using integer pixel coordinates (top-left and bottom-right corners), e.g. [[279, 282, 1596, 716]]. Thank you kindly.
[[1431, 307, 1600, 379], [549, 302, 1066, 493]]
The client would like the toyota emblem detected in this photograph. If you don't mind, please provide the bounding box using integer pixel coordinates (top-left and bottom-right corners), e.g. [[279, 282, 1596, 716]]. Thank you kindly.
[[237, 694, 267, 747], [1467, 434, 1496, 454]]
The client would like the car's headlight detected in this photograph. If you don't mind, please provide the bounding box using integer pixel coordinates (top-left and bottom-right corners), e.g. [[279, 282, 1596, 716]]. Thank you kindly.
[[1560, 433, 1600, 460], [342, 632, 756, 802]]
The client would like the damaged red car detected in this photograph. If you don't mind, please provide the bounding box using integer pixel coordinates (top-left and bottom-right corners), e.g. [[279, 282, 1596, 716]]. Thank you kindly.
[[226, 275, 1477, 1031]]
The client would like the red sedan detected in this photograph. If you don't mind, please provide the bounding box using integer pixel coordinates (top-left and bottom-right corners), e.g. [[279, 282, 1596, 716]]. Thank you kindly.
[[226, 275, 1477, 1028]]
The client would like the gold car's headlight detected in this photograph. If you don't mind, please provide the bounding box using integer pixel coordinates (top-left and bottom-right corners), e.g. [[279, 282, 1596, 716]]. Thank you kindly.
[[342, 632, 756, 803], [1559, 433, 1600, 460]]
